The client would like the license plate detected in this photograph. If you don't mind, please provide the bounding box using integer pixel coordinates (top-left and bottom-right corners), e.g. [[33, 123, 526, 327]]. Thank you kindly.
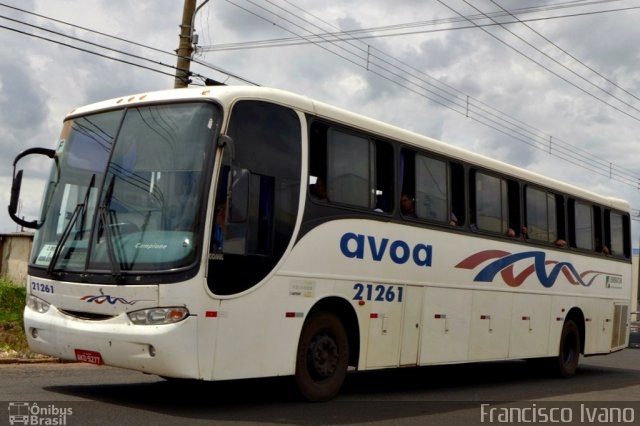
[[74, 349, 103, 365]]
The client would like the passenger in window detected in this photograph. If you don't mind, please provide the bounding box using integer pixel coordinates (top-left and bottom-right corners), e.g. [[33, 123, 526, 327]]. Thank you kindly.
[[400, 194, 417, 218], [554, 239, 567, 248], [507, 226, 529, 240], [449, 211, 459, 226], [310, 177, 328, 201], [595, 238, 610, 255]]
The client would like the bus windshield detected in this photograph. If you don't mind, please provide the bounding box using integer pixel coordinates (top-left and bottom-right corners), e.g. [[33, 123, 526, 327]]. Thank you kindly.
[[31, 102, 221, 276]]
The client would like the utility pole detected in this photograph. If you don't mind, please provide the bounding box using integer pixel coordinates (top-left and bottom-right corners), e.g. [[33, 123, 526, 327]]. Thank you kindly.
[[174, 0, 197, 88]]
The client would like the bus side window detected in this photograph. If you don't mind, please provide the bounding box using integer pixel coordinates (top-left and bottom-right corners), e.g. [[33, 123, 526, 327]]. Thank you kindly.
[[414, 153, 448, 222], [309, 121, 394, 213], [568, 199, 594, 250], [327, 129, 372, 208], [605, 210, 630, 258], [401, 148, 463, 225], [471, 170, 509, 234], [525, 186, 561, 244]]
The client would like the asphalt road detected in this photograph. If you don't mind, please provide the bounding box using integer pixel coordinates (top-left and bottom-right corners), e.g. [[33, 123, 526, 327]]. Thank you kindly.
[[2, 349, 640, 425]]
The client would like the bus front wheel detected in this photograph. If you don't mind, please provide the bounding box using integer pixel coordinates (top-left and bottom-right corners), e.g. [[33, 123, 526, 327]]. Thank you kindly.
[[295, 311, 349, 402], [556, 319, 580, 378]]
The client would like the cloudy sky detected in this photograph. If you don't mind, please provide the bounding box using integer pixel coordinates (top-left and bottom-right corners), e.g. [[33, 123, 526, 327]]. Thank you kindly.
[[2, 0, 640, 244]]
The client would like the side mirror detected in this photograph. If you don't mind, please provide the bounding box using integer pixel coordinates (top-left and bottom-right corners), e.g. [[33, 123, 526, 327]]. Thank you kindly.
[[8, 147, 56, 229], [8, 169, 23, 218]]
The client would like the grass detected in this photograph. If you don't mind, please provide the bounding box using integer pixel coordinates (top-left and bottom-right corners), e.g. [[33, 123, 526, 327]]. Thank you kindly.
[[0, 277, 31, 357], [0, 277, 25, 321]]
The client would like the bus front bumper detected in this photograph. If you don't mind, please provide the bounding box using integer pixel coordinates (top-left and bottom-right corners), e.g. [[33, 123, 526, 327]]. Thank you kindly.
[[24, 305, 200, 379]]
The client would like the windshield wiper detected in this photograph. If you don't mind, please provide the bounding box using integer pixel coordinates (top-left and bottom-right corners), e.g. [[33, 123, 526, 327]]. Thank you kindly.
[[97, 174, 123, 281], [47, 174, 95, 274]]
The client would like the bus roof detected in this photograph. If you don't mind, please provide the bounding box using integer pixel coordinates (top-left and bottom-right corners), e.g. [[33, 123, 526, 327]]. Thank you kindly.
[[67, 86, 629, 212]]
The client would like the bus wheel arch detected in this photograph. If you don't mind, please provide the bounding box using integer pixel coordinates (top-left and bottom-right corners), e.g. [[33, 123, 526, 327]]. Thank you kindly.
[[556, 309, 584, 378], [565, 308, 585, 354], [295, 298, 359, 401]]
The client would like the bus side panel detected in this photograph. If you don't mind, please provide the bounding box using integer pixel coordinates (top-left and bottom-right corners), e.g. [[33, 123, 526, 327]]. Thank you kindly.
[[468, 291, 512, 360], [399, 285, 423, 366], [208, 276, 327, 381], [419, 287, 471, 364], [509, 293, 551, 358], [363, 282, 403, 368], [581, 298, 612, 355], [195, 297, 222, 380]]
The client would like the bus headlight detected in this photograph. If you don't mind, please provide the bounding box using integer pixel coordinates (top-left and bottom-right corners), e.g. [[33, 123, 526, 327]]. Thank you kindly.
[[26, 294, 50, 314], [127, 307, 189, 325]]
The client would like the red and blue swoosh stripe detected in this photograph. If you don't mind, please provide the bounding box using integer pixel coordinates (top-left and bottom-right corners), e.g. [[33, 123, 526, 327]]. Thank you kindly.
[[455, 250, 618, 288]]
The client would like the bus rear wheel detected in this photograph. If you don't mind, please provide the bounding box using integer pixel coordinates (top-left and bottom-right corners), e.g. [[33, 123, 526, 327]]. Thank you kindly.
[[556, 319, 580, 378], [295, 311, 349, 402]]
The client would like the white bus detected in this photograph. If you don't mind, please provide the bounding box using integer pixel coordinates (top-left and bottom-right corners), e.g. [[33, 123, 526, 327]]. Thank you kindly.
[[10, 86, 632, 401]]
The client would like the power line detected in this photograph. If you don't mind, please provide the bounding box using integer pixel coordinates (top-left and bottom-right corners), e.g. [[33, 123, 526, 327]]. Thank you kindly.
[[217, 0, 640, 188], [437, 0, 640, 123], [0, 24, 177, 79], [489, 0, 640, 107], [435, 0, 640, 179], [8, 2, 636, 185], [201, 1, 640, 50], [276, 0, 640, 182], [0, 3, 256, 86], [224, 0, 640, 127], [2, 2, 639, 192], [5, 0, 634, 185], [202, 0, 640, 185], [0, 14, 180, 76], [0, 2, 169, 55]]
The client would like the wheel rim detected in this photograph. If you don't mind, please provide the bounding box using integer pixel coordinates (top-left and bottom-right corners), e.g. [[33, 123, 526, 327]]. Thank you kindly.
[[307, 332, 339, 380]]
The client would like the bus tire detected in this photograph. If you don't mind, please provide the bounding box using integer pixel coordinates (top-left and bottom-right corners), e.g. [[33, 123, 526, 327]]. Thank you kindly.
[[556, 319, 580, 378], [295, 311, 349, 402]]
